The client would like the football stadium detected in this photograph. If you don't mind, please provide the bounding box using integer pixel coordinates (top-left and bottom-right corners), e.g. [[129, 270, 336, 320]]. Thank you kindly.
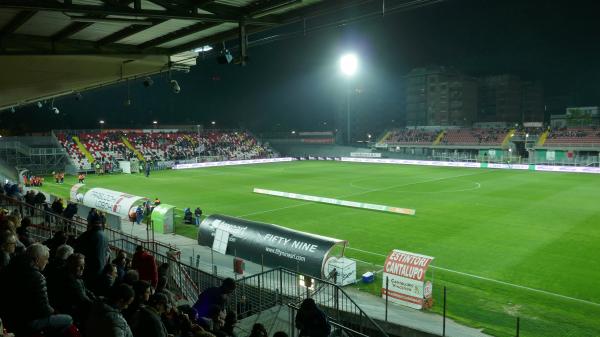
[[1, 1, 600, 337]]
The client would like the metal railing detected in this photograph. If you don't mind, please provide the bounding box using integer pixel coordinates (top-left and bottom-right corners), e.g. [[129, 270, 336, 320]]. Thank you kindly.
[[0, 194, 388, 337]]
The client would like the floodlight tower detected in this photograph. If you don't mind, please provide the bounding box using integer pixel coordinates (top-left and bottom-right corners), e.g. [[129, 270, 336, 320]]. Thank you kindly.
[[340, 53, 358, 145]]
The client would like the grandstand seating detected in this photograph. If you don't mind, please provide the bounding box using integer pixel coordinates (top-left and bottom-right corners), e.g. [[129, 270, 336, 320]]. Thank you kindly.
[[543, 127, 600, 146], [440, 128, 507, 145], [55, 130, 274, 170]]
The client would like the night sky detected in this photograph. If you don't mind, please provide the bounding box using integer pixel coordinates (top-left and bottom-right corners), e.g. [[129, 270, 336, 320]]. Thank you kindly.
[[4, 0, 600, 134]]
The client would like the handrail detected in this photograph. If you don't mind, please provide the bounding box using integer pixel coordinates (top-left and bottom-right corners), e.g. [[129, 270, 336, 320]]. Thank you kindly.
[[286, 303, 370, 337]]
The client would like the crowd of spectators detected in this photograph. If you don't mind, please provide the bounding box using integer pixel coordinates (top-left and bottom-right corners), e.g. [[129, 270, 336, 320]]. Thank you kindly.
[[385, 129, 439, 144], [0, 187, 325, 337], [56, 130, 275, 171]]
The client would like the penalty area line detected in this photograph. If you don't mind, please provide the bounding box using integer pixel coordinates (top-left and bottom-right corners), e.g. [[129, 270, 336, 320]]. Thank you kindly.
[[345, 247, 600, 307]]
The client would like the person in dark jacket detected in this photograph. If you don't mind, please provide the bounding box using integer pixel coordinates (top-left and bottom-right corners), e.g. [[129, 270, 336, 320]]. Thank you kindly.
[[295, 298, 331, 337], [48, 253, 95, 325], [84, 283, 135, 337], [75, 216, 109, 290], [0, 229, 17, 272], [130, 293, 170, 337], [63, 202, 78, 220], [16, 217, 34, 247], [95, 263, 118, 298], [51, 198, 64, 215], [123, 280, 151, 324], [192, 278, 236, 321], [0, 243, 73, 335]]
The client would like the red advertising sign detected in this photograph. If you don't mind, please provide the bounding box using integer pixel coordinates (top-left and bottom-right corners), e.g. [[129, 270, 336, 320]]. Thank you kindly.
[[382, 249, 434, 309]]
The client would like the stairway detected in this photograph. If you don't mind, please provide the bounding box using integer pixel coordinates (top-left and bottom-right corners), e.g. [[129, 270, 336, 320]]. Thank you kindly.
[[432, 130, 446, 145], [72, 136, 95, 163], [536, 130, 549, 146], [501, 128, 516, 148], [121, 136, 145, 161]]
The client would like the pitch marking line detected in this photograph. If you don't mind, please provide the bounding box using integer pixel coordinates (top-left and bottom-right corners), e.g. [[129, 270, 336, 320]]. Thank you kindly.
[[237, 171, 488, 218], [346, 247, 600, 307]]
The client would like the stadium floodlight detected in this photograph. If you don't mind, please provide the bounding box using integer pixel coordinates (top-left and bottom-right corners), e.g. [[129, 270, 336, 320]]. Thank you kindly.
[[37, 101, 43, 108], [340, 53, 358, 76], [153, 120, 158, 124], [51, 107, 60, 114], [211, 121, 216, 125], [291, 130, 296, 134], [99, 120, 105, 124]]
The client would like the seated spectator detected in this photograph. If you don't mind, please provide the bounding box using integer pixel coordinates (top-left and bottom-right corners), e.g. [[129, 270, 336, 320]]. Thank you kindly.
[[219, 311, 237, 337], [193, 278, 236, 321], [124, 280, 152, 324], [43, 231, 68, 258], [112, 250, 129, 283], [248, 323, 267, 337], [130, 293, 170, 337], [48, 253, 95, 325], [123, 269, 141, 285], [0, 243, 73, 335], [44, 243, 74, 281], [132, 245, 158, 288], [95, 263, 118, 298], [85, 283, 135, 337], [0, 229, 17, 272], [16, 217, 34, 247], [0, 216, 25, 255]]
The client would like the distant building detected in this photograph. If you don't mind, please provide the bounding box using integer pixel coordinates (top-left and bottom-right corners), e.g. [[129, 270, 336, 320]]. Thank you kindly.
[[478, 75, 544, 123], [404, 66, 478, 126]]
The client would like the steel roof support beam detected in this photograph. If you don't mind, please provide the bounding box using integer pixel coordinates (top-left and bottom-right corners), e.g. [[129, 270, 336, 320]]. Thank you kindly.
[[95, 19, 166, 47], [0, 0, 278, 25], [137, 21, 221, 50], [0, 10, 36, 36]]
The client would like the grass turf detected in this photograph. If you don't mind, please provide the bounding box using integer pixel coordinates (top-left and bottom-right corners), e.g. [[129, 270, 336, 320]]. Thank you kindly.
[[40, 161, 600, 337]]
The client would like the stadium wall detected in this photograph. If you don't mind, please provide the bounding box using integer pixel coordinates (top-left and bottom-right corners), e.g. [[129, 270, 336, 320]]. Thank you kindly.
[[269, 142, 373, 157]]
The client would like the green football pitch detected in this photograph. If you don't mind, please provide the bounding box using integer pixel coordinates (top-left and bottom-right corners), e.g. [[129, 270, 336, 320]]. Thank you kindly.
[[40, 161, 600, 337]]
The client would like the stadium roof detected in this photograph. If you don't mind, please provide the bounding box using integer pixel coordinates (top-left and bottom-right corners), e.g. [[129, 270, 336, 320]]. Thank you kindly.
[[0, 0, 368, 110]]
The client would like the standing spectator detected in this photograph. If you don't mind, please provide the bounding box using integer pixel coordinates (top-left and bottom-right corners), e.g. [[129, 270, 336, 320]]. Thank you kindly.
[[51, 198, 65, 215], [295, 298, 331, 337], [0, 243, 73, 335], [192, 278, 236, 321], [85, 284, 135, 337], [194, 207, 203, 226], [135, 205, 144, 225], [63, 202, 78, 220], [75, 214, 109, 290], [130, 293, 170, 337], [131, 245, 158, 288]]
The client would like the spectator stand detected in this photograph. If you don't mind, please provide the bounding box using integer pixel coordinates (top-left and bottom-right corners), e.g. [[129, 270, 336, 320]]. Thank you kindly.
[[1, 193, 392, 337]]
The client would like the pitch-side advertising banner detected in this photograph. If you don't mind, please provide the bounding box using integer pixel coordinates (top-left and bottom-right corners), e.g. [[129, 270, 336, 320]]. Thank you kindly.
[[341, 157, 600, 174], [198, 214, 345, 277], [382, 249, 434, 310], [82, 187, 147, 218], [350, 152, 382, 158], [173, 157, 294, 170]]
